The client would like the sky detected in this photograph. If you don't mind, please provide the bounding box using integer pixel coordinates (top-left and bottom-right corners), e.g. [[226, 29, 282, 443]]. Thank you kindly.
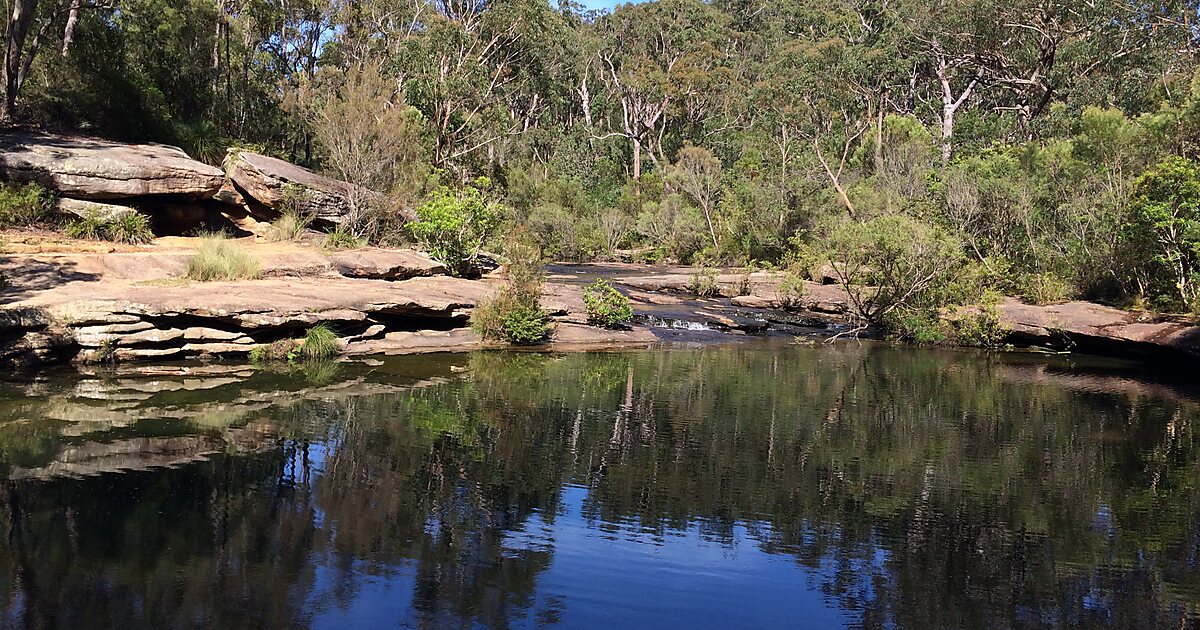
[[575, 0, 645, 11]]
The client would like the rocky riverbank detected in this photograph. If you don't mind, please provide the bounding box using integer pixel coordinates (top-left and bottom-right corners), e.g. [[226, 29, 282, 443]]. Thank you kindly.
[[582, 264, 1200, 364], [0, 238, 669, 367], [2, 129, 1199, 370]]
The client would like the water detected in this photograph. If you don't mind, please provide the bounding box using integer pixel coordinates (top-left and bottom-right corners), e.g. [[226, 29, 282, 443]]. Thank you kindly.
[[1, 341, 1199, 628]]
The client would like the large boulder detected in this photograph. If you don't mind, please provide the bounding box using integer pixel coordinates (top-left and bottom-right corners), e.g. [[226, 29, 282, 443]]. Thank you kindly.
[[56, 198, 138, 221], [223, 150, 402, 223], [0, 131, 224, 200]]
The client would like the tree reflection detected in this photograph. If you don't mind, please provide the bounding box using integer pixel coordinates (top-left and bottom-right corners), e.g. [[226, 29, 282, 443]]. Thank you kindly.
[[1, 345, 1200, 627]]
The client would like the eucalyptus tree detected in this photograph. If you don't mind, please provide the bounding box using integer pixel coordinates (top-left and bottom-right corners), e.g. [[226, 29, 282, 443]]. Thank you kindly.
[[1, 0, 117, 121], [590, 0, 728, 184]]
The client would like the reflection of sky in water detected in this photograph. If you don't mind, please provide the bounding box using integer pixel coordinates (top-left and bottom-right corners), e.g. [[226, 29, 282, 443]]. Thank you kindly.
[[304, 482, 853, 628]]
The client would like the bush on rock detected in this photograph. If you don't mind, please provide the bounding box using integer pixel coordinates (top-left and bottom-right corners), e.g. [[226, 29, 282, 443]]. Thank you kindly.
[[583, 279, 633, 328]]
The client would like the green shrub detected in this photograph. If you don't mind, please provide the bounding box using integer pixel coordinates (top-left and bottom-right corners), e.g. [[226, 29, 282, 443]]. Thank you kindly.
[[777, 271, 807, 308], [583, 279, 633, 328], [65, 216, 105, 240], [1018, 272, 1074, 305], [249, 342, 290, 364], [471, 232, 550, 344], [0, 182, 53, 227], [949, 304, 1009, 348], [689, 266, 719, 297], [816, 215, 966, 328], [409, 179, 503, 277], [1122, 157, 1200, 310], [470, 291, 514, 341], [107, 212, 154, 244], [66, 212, 153, 244], [323, 224, 364, 250], [734, 271, 753, 296], [499, 302, 551, 344], [472, 290, 552, 344], [297, 324, 340, 360], [185, 234, 261, 281], [891, 310, 948, 345]]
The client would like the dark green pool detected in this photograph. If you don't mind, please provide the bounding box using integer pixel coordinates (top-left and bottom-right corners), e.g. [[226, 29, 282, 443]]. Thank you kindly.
[[1, 341, 1198, 628]]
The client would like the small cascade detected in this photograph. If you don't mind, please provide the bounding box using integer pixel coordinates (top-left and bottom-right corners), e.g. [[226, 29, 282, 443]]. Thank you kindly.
[[634, 315, 716, 331]]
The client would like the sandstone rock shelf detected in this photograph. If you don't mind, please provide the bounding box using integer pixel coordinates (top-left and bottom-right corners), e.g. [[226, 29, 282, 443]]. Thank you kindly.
[[0, 241, 662, 367]]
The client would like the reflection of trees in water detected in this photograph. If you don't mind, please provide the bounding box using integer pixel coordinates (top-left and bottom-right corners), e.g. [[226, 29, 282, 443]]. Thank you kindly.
[[0, 450, 317, 627], [2, 345, 1200, 627]]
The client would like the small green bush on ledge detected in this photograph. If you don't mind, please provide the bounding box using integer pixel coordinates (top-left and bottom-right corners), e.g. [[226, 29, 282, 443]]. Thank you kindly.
[[323, 224, 365, 250], [249, 325, 343, 364], [583, 279, 633, 328], [185, 234, 261, 281]]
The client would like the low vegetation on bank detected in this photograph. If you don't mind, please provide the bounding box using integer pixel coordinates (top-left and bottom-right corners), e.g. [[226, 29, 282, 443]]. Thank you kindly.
[[249, 324, 342, 365], [185, 235, 261, 282], [471, 236, 550, 345], [0, 182, 53, 228], [583, 280, 633, 329], [65, 213, 154, 245]]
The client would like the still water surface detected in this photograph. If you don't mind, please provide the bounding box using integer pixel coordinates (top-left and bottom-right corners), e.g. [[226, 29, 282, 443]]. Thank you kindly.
[[1, 342, 1199, 628]]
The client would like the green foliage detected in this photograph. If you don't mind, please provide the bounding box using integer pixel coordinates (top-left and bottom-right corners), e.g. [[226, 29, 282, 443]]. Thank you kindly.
[[108, 213, 155, 244], [1123, 157, 1200, 311], [410, 181, 503, 277], [949, 304, 1010, 348], [65, 212, 154, 244], [818, 215, 966, 328], [249, 340, 298, 365], [689, 267, 719, 297], [777, 271, 808, 309], [95, 337, 119, 364], [583, 279, 633, 329], [498, 303, 552, 345], [4, 0, 1200, 324], [0, 183, 53, 228], [472, 291, 551, 345], [185, 235, 261, 282], [323, 224, 365, 250], [270, 211, 309, 242], [471, 234, 550, 344], [298, 325, 341, 361], [1017, 272, 1075, 306], [892, 310, 949, 345], [249, 326, 340, 364], [64, 217, 104, 241]]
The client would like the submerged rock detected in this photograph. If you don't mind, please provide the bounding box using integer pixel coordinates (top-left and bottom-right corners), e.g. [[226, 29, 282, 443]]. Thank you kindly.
[[0, 131, 224, 200]]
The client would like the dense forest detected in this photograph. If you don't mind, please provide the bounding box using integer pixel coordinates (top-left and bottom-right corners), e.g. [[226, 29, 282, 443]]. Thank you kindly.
[[3, 0, 1200, 327]]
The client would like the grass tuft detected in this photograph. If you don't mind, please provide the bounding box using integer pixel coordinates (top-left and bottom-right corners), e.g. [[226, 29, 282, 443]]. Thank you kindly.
[[270, 210, 309, 242], [66, 212, 154, 244], [185, 234, 261, 282], [299, 324, 340, 360], [323, 224, 364, 250]]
